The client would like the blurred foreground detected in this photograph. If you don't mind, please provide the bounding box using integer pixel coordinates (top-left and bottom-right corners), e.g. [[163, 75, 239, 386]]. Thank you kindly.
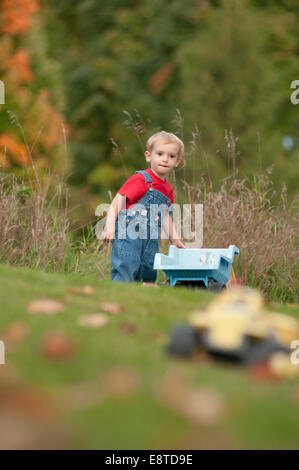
[[0, 264, 298, 449]]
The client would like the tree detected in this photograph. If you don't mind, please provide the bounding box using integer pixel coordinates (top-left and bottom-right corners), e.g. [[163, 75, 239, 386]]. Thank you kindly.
[[0, 0, 67, 175]]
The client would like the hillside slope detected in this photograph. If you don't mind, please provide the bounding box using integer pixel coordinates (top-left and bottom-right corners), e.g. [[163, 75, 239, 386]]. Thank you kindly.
[[0, 264, 298, 449]]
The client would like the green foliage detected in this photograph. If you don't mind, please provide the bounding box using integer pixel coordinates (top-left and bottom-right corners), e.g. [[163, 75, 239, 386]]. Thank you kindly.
[[41, 0, 299, 199], [45, 0, 201, 186], [88, 163, 124, 191], [175, 1, 299, 188]]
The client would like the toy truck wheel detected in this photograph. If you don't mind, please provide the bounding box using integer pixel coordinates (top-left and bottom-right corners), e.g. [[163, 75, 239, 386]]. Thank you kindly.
[[201, 333, 251, 363], [168, 325, 201, 358], [245, 337, 290, 365], [208, 280, 226, 293]]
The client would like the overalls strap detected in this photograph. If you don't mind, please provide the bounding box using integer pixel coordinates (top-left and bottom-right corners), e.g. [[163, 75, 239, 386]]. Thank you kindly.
[[135, 169, 173, 211], [135, 170, 152, 184]]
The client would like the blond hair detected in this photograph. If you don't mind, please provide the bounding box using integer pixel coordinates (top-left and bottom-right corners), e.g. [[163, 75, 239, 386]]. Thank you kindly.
[[146, 131, 184, 159]]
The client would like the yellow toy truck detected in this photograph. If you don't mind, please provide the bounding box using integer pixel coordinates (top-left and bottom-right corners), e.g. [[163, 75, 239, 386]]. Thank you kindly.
[[168, 287, 298, 366]]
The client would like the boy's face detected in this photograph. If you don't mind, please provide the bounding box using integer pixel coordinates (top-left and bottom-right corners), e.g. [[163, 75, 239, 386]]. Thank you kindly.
[[144, 139, 181, 179]]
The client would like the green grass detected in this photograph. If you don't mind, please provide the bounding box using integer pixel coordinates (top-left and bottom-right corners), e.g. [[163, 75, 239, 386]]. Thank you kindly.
[[0, 263, 298, 449]]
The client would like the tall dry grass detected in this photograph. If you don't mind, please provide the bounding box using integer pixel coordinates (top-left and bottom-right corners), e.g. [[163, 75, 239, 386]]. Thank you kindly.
[[0, 171, 70, 271], [180, 169, 299, 302], [0, 111, 72, 271]]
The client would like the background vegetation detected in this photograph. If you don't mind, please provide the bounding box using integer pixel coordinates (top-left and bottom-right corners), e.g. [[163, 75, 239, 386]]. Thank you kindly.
[[0, 0, 298, 450], [1, 0, 299, 199], [0, 0, 298, 302]]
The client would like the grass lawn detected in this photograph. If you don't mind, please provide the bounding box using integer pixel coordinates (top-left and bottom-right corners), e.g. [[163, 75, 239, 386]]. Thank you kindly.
[[0, 263, 298, 449]]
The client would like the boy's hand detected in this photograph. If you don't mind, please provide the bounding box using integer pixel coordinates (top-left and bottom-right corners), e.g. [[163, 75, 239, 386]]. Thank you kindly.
[[170, 239, 185, 249], [100, 225, 115, 242]]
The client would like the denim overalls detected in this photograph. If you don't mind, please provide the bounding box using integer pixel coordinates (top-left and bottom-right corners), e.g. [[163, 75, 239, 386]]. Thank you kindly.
[[111, 170, 172, 283]]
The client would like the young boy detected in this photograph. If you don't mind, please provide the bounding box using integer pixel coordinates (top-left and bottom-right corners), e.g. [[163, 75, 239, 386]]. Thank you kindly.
[[101, 131, 185, 282]]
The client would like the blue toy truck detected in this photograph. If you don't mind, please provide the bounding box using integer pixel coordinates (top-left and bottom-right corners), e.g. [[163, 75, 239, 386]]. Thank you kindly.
[[154, 245, 239, 291]]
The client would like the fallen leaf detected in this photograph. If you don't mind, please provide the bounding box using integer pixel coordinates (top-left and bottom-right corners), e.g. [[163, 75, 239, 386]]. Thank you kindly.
[[1, 321, 29, 352], [99, 302, 122, 315], [156, 369, 226, 426], [60, 367, 140, 411], [61, 368, 140, 410], [60, 382, 103, 410], [0, 385, 58, 422], [102, 367, 140, 398], [41, 332, 77, 362], [249, 362, 280, 382], [78, 313, 108, 328], [27, 299, 64, 315], [149, 332, 164, 342], [118, 322, 137, 335], [182, 388, 226, 426], [66, 285, 95, 296]]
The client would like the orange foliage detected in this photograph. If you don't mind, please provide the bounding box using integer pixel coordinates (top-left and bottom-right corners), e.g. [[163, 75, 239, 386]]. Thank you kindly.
[[0, 133, 31, 166], [148, 63, 175, 95], [1, 0, 39, 36], [0, 0, 68, 171], [25, 89, 71, 151], [8, 49, 33, 83]]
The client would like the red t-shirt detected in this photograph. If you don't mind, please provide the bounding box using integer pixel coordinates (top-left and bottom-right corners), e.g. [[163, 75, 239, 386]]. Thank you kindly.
[[118, 168, 175, 209]]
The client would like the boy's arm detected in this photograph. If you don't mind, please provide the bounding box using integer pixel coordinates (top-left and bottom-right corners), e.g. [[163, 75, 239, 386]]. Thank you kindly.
[[162, 210, 185, 249], [101, 193, 126, 242]]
